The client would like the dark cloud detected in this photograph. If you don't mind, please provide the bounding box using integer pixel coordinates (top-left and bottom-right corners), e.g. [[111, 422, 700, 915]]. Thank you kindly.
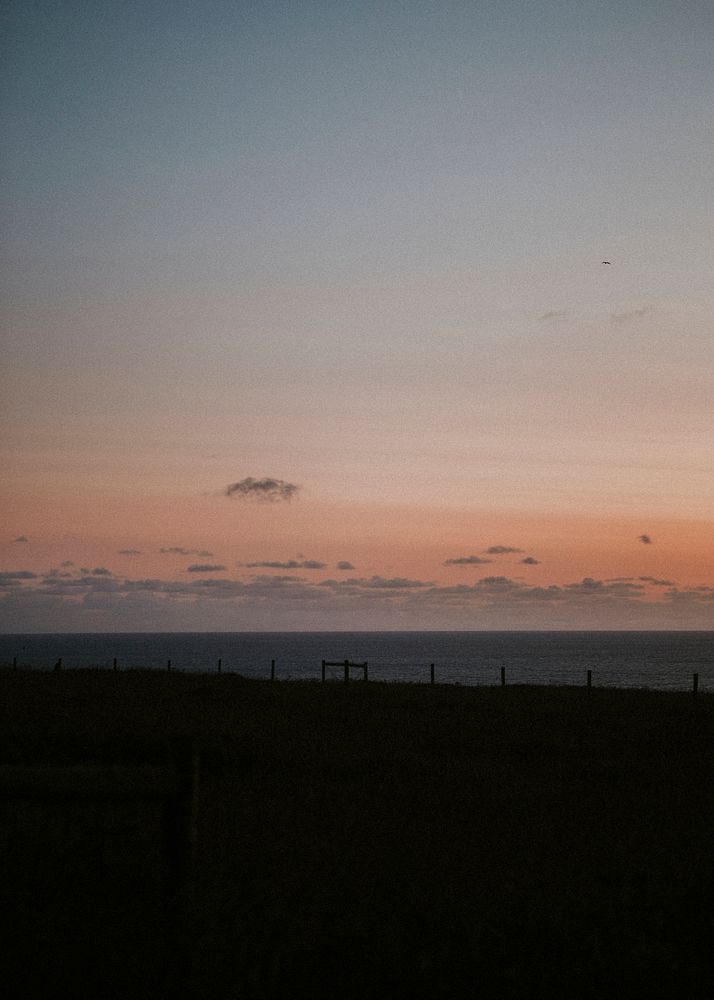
[[639, 534, 653, 545], [639, 576, 675, 587], [337, 561, 355, 571], [485, 546, 523, 555], [61, 560, 74, 567], [118, 549, 142, 555], [444, 555, 493, 566], [225, 477, 299, 502], [521, 556, 540, 565], [160, 547, 214, 557], [187, 564, 226, 573], [80, 567, 113, 577], [321, 576, 433, 591], [246, 559, 326, 570], [13, 536, 29, 543], [0, 570, 38, 581], [540, 310, 568, 322], [610, 306, 651, 325]]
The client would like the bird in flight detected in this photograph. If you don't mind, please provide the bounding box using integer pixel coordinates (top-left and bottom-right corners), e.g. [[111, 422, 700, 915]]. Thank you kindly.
[[602, 261, 611, 265]]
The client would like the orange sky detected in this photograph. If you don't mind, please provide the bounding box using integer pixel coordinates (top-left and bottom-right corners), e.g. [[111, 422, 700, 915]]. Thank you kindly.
[[2, 2, 712, 630]]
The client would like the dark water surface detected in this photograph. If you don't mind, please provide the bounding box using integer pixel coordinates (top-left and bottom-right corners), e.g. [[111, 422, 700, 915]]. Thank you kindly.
[[1, 631, 712, 690]]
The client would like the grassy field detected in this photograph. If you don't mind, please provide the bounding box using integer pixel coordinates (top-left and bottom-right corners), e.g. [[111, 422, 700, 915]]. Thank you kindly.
[[1, 669, 713, 999]]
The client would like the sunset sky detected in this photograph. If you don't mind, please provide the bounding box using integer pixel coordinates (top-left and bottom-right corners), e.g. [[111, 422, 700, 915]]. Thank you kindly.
[[2, 0, 712, 631]]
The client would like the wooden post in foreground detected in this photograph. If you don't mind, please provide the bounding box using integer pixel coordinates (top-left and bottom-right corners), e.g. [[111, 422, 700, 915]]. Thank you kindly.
[[217, 658, 222, 674], [430, 663, 435, 685], [167, 659, 172, 672], [113, 657, 118, 672], [500, 666, 506, 687], [693, 673, 699, 697], [587, 669, 592, 689], [270, 659, 275, 681]]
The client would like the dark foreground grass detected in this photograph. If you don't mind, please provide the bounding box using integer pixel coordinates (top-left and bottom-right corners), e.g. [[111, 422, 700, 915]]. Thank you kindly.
[[1, 669, 712, 999]]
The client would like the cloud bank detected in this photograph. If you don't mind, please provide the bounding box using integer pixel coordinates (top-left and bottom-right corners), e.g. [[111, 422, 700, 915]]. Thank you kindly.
[[2, 566, 713, 631]]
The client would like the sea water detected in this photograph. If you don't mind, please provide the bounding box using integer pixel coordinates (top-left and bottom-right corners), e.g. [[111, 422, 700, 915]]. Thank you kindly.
[[0, 631, 712, 691]]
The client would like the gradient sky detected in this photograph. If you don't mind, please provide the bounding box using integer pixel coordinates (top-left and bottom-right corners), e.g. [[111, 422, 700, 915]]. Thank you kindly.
[[2, 0, 712, 631]]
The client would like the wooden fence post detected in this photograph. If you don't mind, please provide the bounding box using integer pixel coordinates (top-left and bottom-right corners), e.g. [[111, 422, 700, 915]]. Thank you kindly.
[[500, 666, 506, 687], [217, 658, 222, 673], [587, 669, 592, 689], [270, 659, 275, 681], [167, 659, 172, 672], [430, 663, 435, 685], [113, 657, 118, 672]]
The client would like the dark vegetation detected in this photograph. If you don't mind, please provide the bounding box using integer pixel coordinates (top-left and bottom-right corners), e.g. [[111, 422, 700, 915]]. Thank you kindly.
[[1, 668, 713, 999]]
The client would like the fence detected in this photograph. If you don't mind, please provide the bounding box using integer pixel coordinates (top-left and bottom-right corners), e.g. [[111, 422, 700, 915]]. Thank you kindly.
[[2, 657, 707, 693]]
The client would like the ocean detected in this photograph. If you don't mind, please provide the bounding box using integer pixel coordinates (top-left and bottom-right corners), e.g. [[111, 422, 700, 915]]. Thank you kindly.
[[0, 631, 712, 691]]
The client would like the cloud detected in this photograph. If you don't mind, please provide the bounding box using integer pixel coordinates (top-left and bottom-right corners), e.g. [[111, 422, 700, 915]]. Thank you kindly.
[[444, 555, 493, 566], [225, 477, 299, 502], [521, 557, 540, 565], [61, 560, 74, 567], [540, 310, 568, 322], [186, 564, 227, 573], [160, 547, 214, 557], [639, 576, 675, 587], [610, 306, 651, 325], [118, 549, 142, 555], [320, 575, 434, 591], [0, 570, 38, 588], [638, 534, 653, 545], [13, 536, 29, 543], [246, 559, 326, 570], [337, 561, 355, 570], [3, 568, 714, 630], [485, 546, 523, 555]]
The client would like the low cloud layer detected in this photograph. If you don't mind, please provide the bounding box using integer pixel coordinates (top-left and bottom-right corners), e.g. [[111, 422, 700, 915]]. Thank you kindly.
[[2, 566, 713, 631], [118, 549, 142, 556], [337, 561, 355, 571], [225, 478, 299, 502], [485, 546, 523, 555], [187, 564, 226, 573], [521, 557, 540, 565], [13, 536, 29, 543]]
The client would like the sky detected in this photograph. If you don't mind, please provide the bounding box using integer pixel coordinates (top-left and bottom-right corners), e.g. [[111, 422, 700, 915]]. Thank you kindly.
[[1, 0, 712, 631]]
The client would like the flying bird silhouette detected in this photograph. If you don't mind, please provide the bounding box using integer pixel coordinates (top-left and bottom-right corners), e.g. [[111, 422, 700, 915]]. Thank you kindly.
[[602, 261, 611, 265]]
